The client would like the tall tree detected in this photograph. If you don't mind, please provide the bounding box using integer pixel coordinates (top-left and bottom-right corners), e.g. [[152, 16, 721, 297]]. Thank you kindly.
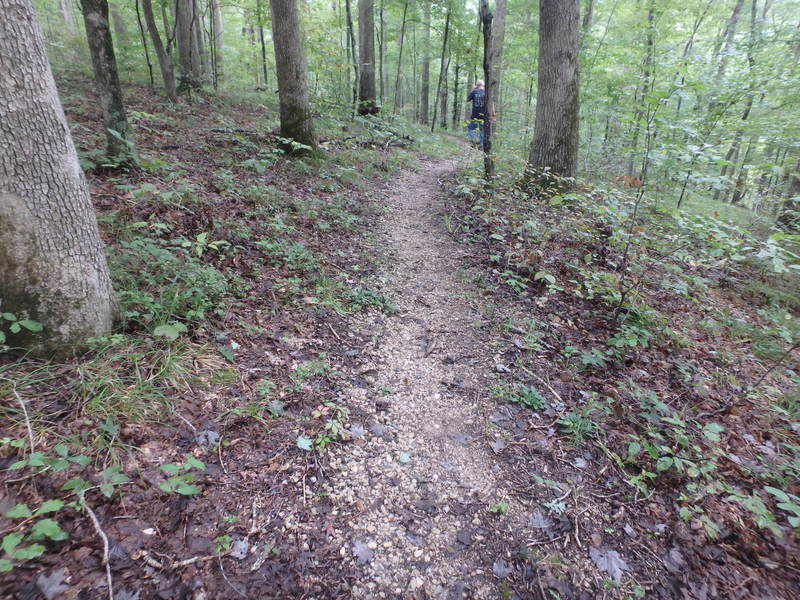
[[175, 0, 200, 89], [393, 0, 409, 113], [431, 6, 451, 131], [489, 0, 506, 129], [141, 0, 178, 101], [0, 0, 116, 356], [268, 0, 319, 151], [210, 0, 224, 84], [79, 0, 137, 164], [419, 0, 431, 124], [480, 0, 494, 177], [527, 0, 580, 179], [358, 0, 379, 114]]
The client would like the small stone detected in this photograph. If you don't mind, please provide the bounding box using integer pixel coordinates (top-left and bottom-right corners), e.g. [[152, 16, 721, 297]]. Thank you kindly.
[[409, 577, 424, 590]]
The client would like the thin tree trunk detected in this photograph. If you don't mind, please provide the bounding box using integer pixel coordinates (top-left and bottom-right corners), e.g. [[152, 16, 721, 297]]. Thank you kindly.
[[79, 0, 136, 164], [379, 0, 386, 105], [431, 6, 451, 132], [451, 61, 460, 128], [627, 2, 655, 177], [777, 157, 800, 230], [419, 0, 431, 124], [480, 0, 494, 178], [464, 71, 473, 120], [141, 0, 178, 101], [527, 0, 580, 179], [257, 0, 269, 87], [345, 0, 359, 111], [358, 0, 379, 114], [135, 0, 155, 87], [715, 0, 759, 202], [439, 53, 450, 129], [393, 0, 408, 113], [0, 0, 116, 356], [268, 0, 318, 151], [582, 0, 594, 31]]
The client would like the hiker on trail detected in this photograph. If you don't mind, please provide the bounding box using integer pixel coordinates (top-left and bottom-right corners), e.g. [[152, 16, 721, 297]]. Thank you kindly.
[[466, 80, 495, 150]]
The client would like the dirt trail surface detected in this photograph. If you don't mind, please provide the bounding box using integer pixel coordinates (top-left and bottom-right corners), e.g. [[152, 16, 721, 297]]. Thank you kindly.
[[325, 158, 536, 599]]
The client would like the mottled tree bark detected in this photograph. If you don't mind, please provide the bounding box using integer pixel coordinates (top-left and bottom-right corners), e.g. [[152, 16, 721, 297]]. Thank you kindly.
[[176, 0, 198, 89], [211, 0, 224, 84], [489, 0, 506, 130], [357, 0, 379, 114], [268, 0, 318, 152], [419, 0, 431, 124], [527, 0, 580, 179], [79, 0, 136, 164], [0, 0, 116, 356], [141, 0, 178, 101]]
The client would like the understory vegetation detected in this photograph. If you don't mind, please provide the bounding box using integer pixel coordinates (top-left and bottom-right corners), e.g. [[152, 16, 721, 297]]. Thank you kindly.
[[0, 78, 459, 594], [450, 158, 799, 595]]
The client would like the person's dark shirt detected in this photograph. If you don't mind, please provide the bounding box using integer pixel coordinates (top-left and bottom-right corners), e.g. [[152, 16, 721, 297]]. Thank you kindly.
[[467, 88, 486, 120]]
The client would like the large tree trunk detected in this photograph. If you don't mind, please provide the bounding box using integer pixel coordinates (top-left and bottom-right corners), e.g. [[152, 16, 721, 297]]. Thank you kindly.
[[210, 0, 224, 85], [527, 0, 580, 179], [141, 0, 178, 101], [489, 0, 506, 129], [79, 0, 136, 164], [419, 0, 431, 124], [175, 0, 199, 89], [268, 0, 318, 151], [192, 0, 210, 78], [357, 0, 379, 114], [0, 0, 116, 356]]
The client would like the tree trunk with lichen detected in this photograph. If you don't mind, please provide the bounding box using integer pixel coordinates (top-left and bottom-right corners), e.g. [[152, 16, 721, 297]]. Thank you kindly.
[[79, 0, 137, 164], [358, 0, 379, 114], [268, 0, 318, 152], [0, 0, 116, 357], [527, 0, 580, 179]]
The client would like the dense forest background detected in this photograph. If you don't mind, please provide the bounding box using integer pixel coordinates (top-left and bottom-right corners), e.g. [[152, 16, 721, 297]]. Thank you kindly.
[[2, 0, 800, 597], [35, 0, 800, 226]]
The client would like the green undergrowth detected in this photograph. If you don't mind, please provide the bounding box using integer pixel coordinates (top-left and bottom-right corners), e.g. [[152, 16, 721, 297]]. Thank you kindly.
[[0, 79, 461, 574], [454, 164, 800, 552]]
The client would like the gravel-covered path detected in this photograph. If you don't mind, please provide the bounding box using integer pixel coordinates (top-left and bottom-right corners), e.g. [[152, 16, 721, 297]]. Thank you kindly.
[[323, 158, 540, 599]]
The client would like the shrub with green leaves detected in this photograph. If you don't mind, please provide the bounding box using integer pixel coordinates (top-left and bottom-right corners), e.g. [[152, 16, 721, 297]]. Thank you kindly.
[[110, 238, 232, 330]]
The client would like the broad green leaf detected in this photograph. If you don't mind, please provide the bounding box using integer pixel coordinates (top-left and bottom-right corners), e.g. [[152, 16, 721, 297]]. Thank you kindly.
[[185, 455, 206, 471], [34, 500, 64, 515], [30, 519, 68, 541], [18, 320, 42, 332], [0, 559, 12, 572], [5, 504, 32, 519], [296, 436, 313, 451], [12, 544, 46, 560], [2, 532, 24, 554], [160, 463, 181, 475]]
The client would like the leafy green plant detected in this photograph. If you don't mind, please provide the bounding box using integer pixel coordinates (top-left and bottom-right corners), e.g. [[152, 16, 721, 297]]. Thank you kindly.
[[0, 313, 43, 346], [159, 455, 206, 495], [511, 385, 547, 409]]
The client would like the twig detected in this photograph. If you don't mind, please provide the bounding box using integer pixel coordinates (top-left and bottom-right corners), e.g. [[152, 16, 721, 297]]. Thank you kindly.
[[518, 366, 564, 405], [219, 553, 247, 598], [174, 412, 197, 433], [1, 377, 34, 453], [217, 438, 228, 475], [327, 323, 341, 341], [81, 496, 114, 600]]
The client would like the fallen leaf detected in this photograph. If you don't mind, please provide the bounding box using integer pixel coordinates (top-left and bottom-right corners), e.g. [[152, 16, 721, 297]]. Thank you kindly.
[[589, 546, 629, 582], [36, 569, 69, 600], [492, 558, 513, 578]]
